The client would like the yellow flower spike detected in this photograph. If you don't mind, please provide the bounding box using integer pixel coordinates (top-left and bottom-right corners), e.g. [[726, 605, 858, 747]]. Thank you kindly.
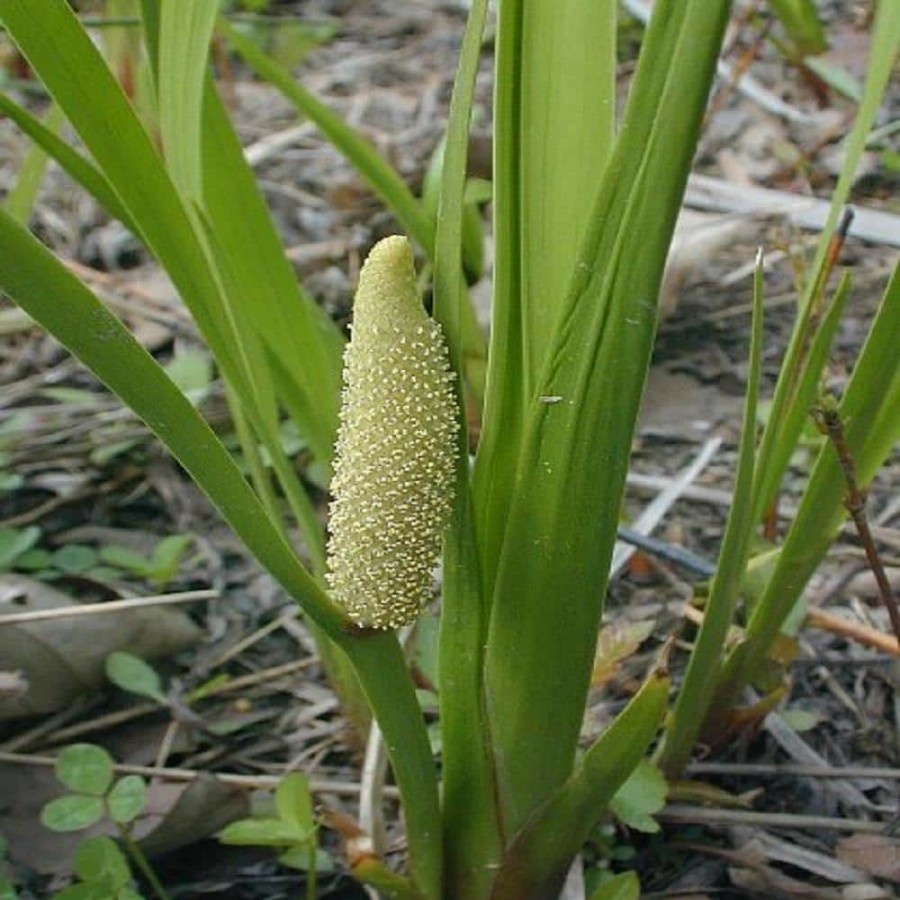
[[326, 236, 459, 629]]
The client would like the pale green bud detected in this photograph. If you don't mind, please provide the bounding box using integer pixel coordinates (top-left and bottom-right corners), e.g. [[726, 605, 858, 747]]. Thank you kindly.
[[326, 236, 458, 629]]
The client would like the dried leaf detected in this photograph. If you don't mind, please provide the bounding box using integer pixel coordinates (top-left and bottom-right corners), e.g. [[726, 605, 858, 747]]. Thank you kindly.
[[837, 835, 900, 884], [667, 779, 756, 809], [135, 776, 250, 857], [0, 575, 201, 721], [592, 619, 656, 688]]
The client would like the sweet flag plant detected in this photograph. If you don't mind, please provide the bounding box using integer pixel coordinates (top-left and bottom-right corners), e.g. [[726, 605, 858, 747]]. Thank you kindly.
[[0, 1, 898, 898]]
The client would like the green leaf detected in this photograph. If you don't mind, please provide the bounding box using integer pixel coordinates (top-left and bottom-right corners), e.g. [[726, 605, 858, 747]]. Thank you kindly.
[[768, 0, 827, 56], [218, 817, 307, 847], [4, 102, 65, 224], [0, 879, 17, 900], [73, 837, 131, 889], [197, 76, 342, 472], [429, 2, 500, 896], [50, 545, 99, 575], [587, 872, 640, 900], [12, 549, 52, 571], [275, 773, 315, 835], [105, 652, 166, 703], [158, 0, 219, 200], [278, 845, 333, 873], [802, 56, 862, 102], [0, 92, 139, 235], [481, 0, 731, 838], [163, 349, 213, 401], [723, 260, 900, 704], [106, 775, 147, 824], [218, 17, 431, 254], [751, 0, 900, 524], [489, 668, 669, 900], [609, 760, 667, 834], [55, 744, 115, 797], [657, 252, 765, 778], [0, 526, 41, 570], [148, 534, 193, 584], [41, 795, 105, 832], [99, 546, 151, 575]]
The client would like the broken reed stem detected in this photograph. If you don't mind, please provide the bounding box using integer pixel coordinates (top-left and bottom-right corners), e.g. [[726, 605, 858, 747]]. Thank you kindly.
[[813, 398, 900, 648]]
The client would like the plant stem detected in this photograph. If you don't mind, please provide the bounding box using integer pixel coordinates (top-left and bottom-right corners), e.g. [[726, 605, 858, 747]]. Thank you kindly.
[[117, 823, 171, 900], [813, 397, 900, 646]]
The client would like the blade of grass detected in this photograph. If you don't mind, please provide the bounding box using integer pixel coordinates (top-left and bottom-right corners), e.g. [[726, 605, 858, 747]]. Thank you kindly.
[[193, 208, 326, 566], [430, 1, 501, 896], [656, 250, 764, 779], [0, 91, 140, 234], [4, 102, 65, 224], [768, 0, 827, 56], [482, 0, 731, 835], [469, 0, 525, 596], [718, 261, 900, 707], [217, 15, 488, 411], [199, 77, 342, 468], [750, 0, 900, 524]]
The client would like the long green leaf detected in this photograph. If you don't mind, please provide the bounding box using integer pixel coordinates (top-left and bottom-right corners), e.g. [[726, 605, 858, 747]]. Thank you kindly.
[[158, 0, 218, 200], [0, 205, 343, 636], [4, 102, 65, 224], [219, 16, 489, 410], [430, 2, 501, 897], [0, 91, 139, 234], [489, 667, 669, 900], [656, 251, 764, 779], [482, 0, 731, 835], [199, 78, 342, 468]]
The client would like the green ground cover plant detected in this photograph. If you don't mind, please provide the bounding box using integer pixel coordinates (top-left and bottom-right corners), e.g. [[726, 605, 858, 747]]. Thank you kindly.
[[0, 1, 898, 898]]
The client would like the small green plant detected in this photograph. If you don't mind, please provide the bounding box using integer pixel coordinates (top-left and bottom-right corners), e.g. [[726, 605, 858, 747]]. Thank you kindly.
[[0, 529, 193, 587], [97, 535, 194, 587], [104, 652, 168, 704], [52, 837, 142, 900], [40, 744, 167, 900], [218, 773, 329, 900]]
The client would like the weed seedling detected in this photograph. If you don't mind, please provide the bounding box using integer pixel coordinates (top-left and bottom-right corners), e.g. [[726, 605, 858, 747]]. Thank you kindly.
[[218, 773, 328, 900], [41, 744, 167, 900]]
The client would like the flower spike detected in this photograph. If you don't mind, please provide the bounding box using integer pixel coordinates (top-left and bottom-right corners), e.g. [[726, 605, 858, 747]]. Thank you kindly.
[[326, 236, 458, 629]]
